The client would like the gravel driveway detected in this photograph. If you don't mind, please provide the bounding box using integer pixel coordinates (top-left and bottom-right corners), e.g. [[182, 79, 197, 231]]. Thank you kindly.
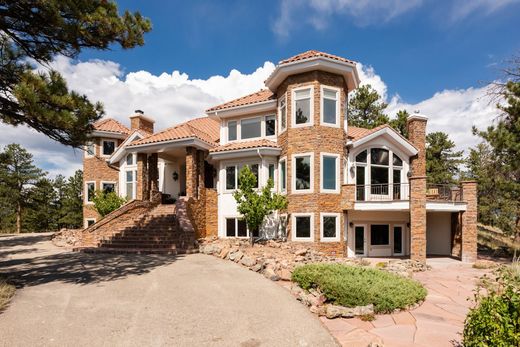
[[0, 234, 336, 347]]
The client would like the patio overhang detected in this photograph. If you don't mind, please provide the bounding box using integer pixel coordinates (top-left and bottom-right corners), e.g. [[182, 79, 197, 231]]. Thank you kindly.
[[352, 201, 468, 212]]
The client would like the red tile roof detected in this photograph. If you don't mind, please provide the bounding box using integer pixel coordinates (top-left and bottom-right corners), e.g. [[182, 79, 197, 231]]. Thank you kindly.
[[206, 89, 275, 112], [93, 118, 130, 134], [130, 117, 219, 147], [279, 50, 356, 65], [209, 139, 279, 153]]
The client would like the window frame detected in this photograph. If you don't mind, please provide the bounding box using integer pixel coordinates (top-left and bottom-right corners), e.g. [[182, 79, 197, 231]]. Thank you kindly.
[[320, 152, 340, 194], [320, 85, 340, 127], [224, 216, 250, 238], [227, 120, 238, 142], [224, 164, 238, 192], [320, 212, 341, 242], [279, 157, 287, 193], [240, 116, 263, 140], [84, 218, 96, 228], [101, 139, 116, 157], [85, 181, 95, 204], [279, 94, 287, 133], [292, 152, 314, 194], [264, 114, 277, 137], [291, 212, 314, 242], [223, 161, 262, 193], [101, 181, 116, 194], [291, 86, 314, 128], [370, 224, 390, 246], [85, 141, 95, 158]]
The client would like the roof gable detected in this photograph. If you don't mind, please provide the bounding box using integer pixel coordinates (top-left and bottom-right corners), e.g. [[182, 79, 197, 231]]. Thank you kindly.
[[347, 125, 418, 156], [279, 50, 357, 65], [93, 118, 130, 135], [205, 89, 275, 113]]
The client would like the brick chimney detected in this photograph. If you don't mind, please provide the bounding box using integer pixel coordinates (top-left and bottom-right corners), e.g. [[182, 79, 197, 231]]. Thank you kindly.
[[406, 113, 428, 261], [130, 110, 154, 134]]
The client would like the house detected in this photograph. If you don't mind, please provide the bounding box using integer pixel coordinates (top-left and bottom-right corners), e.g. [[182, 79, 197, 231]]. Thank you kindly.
[[81, 50, 477, 262]]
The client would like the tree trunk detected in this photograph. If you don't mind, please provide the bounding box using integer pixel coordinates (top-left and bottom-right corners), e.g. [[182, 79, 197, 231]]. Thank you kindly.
[[16, 201, 21, 233]]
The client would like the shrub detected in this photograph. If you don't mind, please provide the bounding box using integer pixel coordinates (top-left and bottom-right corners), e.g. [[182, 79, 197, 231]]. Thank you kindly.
[[463, 261, 520, 346], [92, 190, 126, 217], [292, 263, 427, 313]]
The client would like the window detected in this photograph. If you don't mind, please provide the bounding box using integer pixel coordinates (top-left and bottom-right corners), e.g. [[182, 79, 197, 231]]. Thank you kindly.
[[102, 182, 115, 194], [268, 163, 275, 185], [292, 213, 314, 241], [241, 117, 261, 139], [293, 153, 313, 192], [293, 87, 312, 126], [321, 87, 339, 126], [355, 150, 367, 163], [85, 182, 95, 203], [321, 153, 339, 192], [321, 213, 340, 241], [126, 170, 136, 200], [85, 218, 96, 228], [102, 140, 116, 156], [226, 217, 249, 237], [393, 225, 403, 254], [370, 224, 390, 245], [265, 115, 276, 136], [279, 96, 287, 132], [228, 121, 237, 141], [250, 164, 259, 188], [85, 141, 95, 157], [126, 153, 134, 165], [279, 158, 287, 192], [226, 166, 236, 190]]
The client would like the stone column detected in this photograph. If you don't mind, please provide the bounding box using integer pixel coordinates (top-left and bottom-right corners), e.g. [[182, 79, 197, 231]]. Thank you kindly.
[[136, 153, 149, 200], [461, 181, 478, 263], [185, 147, 197, 198], [196, 150, 206, 198], [148, 153, 161, 203], [407, 114, 428, 261]]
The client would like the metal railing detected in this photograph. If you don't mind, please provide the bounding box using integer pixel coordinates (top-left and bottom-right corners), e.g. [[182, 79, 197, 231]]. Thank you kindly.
[[426, 184, 463, 202], [355, 183, 463, 202]]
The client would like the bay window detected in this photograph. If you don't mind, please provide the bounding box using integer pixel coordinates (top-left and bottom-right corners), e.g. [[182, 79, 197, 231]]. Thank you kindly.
[[293, 87, 313, 126], [293, 153, 313, 192], [321, 153, 339, 193], [321, 86, 339, 126]]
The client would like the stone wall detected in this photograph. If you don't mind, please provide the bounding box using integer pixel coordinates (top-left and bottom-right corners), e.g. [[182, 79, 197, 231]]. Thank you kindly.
[[451, 212, 462, 258], [341, 184, 355, 210], [461, 181, 478, 263], [205, 188, 218, 237]]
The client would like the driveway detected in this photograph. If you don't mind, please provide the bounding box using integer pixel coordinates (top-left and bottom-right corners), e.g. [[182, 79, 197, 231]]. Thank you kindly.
[[0, 234, 337, 347]]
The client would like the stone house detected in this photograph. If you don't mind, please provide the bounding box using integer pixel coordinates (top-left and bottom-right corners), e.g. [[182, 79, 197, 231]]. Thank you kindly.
[[81, 50, 477, 262]]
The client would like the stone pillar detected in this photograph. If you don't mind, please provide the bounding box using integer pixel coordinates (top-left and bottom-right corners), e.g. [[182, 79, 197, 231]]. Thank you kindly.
[[196, 150, 205, 198], [461, 181, 478, 263], [341, 184, 356, 210], [186, 147, 197, 198], [136, 153, 149, 200], [148, 153, 161, 203], [407, 114, 428, 261], [451, 212, 463, 258]]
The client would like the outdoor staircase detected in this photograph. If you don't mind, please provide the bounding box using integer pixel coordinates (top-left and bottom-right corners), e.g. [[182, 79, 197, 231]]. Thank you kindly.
[[80, 204, 198, 255]]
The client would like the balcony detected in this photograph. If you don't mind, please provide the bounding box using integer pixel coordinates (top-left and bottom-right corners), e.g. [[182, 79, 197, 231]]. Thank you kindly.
[[354, 183, 463, 202]]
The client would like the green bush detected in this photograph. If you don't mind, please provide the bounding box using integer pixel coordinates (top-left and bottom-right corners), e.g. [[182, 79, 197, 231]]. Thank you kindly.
[[463, 262, 520, 347], [292, 263, 427, 313], [92, 190, 126, 217]]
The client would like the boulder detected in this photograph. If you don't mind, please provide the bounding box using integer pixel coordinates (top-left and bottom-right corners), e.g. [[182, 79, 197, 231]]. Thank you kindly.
[[263, 268, 280, 281], [250, 263, 263, 272], [295, 248, 308, 256], [233, 251, 244, 262], [241, 256, 256, 267], [219, 247, 230, 259], [278, 268, 292, 281]]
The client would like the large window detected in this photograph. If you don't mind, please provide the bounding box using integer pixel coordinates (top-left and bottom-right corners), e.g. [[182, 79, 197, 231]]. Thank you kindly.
[[292, 214, 313, 241], [126, 170, 136, 200], [279, 158, 287, 192], [321, 213, 340, 242], [241, 117, 262, 139], [321, 153, 339, 193], [228, 121, 237, 141], [293, 153, 313, 192], [370, 224, 390, 245], [85, 182, 95, 203], [279, 96, 287, 132], [102, 140, 115, 156], [321, 87, 339, 126], [293, 87, 312, 126], [265, 115, 276, 136], [226, 166, 236, 190], [226, 218, 248, 237]]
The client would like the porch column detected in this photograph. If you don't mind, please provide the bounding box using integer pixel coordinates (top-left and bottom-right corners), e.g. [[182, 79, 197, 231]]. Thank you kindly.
[[186, 147, 197, 198], [197, 150, 206, 197], [136, 153, 149, 200], [461, 181, 478, 263], [407, 114, 428, 261], [148, 153, 161, 203]]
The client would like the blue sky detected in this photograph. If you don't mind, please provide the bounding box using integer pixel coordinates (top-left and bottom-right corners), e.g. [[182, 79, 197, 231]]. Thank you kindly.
[[82, 0, 520, 103]]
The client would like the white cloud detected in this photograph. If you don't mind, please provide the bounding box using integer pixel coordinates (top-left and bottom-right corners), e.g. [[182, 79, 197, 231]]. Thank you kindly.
[[449, 0, 520, 22]]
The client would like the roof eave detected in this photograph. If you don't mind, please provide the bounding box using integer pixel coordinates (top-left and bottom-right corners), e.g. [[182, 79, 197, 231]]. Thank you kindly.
[[126, 137, 214, 153], [206, 99, 277, 119], [91, 130, 128, 139], [208, 147, 281, 160]]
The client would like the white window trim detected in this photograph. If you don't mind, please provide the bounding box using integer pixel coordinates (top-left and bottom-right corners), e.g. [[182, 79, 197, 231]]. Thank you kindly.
[[291, 213, 314, 242], [223, 161, 261, 193], [125, 153, 137, 166], [292, 152, 314, 194], [101, 139, 116, 157], [101, 181, 117, 194], [227, 120, 238, 142], [392, 224, 406, 256], [320, 85, 340, 128], [320, 152, 340, 194], [279, 156, 287, 194], [124, 169, 137, 200], [320, 213, 341, 242], [84, 141, 95, 158], [266, 161, 277, 191], [353, 223, 368, 257], [225, 115, 276, 143], [264, 114, 277, 138], [291, 85, 314, 128], [223, 216, 249, 238], [84, 218, 96, 228], [224, 164, 238, 193], [278, 94, 287, 133], [85, 181, 95, 204]]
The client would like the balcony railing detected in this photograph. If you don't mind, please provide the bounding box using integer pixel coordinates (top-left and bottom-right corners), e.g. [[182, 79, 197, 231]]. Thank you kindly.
[[355, 183, 463, 202]]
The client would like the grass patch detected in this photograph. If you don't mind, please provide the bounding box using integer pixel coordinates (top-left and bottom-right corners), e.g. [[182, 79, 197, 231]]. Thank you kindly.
[[292, 263, 427, 314], [0, 280, 15, 312]]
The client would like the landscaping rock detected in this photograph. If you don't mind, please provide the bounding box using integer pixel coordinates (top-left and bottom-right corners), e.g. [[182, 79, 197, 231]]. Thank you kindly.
[[278, 268, 292, 281], [263, 268, 280, 281], [295, 248, 308, 256], [219, 247, 230, 259], [250, 263, 263, 272], [241, 256, 256, 267]]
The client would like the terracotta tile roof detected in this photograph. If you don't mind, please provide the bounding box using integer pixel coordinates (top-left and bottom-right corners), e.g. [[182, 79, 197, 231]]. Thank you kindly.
[[93, 118, 130, 134], [129, 117, 219, 147], [209, 139, 280, 153], [206, 89, 275, 112], [279, 50, 356, 65]]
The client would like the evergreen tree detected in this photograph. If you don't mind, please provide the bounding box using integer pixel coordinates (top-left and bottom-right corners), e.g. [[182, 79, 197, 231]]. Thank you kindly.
[[25, 178, 58, 232], [58, 170, 83, 229], [0, 1, 151, 147], [426, 132, 464, 184], [390, 110, 409, 138], [348, 84, 389, 128], [0, 144, 45, 233]]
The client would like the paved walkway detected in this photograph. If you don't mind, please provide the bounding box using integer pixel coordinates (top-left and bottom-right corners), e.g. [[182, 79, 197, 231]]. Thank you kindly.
[[0, 234, 337, 347], [319, 258, 491, 347]]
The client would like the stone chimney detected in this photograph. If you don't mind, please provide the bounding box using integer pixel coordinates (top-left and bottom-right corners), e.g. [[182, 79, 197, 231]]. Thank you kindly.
[[130, 110, 154, 134], [406, 113, 428, 261]]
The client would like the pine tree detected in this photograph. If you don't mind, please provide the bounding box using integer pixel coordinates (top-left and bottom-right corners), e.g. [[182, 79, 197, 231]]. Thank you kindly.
[[426, 132, 464, 184], [348, 84, 390, 129], [390, 110, 409, 138], [0, 1, 151, 147], [0, 144, 45, 233], [25, 178, 59, 232], [58, 170, 83, 229]]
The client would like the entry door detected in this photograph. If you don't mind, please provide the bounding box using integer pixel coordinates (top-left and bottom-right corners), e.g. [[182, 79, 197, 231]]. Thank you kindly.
[[393, 224, 404, 256], [354, 225, 367, 256]]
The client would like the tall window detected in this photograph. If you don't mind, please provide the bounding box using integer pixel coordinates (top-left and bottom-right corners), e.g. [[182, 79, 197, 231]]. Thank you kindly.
[[126, 153, 134, 165], [268, 163, 275, 184], [293, 154, 312, 192], [321, 87, 339, 126], [241, 117, 261, 139], [226, 166, 236, 190], [293, 87, 312, 125], [85, 141, 95, 157], [228, 121, 237, 141], [279, 96, 287, 131], [86, 182, 95, 203], [321, 213, 340, 241], [321, 153, 339, 192], [279, 159, 286, 192], [265, 115, 276, 136], [249, 164, 259, 188], [102, 140, 115, 156], [370, 148, 389, 195], [126, 171, 136, 200]]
